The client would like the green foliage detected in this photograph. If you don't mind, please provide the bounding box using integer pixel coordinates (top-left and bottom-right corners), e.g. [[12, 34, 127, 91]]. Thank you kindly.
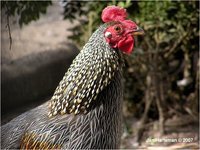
[[1, 1, 52, 27], [63, 1, 199, 125], [125, 0, 199, 120], [135, 1, 198, 49]]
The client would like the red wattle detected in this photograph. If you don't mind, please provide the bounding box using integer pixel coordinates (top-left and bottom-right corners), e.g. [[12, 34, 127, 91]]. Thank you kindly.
[[117, 35, 134, 54]]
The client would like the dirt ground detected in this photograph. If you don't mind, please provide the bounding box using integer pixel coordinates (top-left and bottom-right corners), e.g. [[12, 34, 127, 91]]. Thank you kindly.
[[1, 2, 75, 63], [1, 1, 79, 120], [121, 115, 199, 149]]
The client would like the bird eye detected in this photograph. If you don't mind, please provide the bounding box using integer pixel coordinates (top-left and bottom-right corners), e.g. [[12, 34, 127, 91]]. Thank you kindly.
[[114, 26, 122, 33]]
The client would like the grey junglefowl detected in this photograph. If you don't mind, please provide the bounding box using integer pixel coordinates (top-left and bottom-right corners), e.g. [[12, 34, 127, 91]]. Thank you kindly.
[[1, 5, 144, 149]]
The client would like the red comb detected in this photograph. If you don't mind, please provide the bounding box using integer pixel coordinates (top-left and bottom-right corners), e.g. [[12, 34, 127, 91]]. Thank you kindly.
[[101, 6, 127, 23]]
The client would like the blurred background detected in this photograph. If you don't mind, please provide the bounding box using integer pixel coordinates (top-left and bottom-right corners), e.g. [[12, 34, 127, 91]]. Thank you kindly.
[[1, 0, 199, 149]]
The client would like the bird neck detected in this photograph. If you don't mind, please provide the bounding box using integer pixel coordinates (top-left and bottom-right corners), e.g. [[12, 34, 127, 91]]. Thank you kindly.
[[48, 24, 124, 117]]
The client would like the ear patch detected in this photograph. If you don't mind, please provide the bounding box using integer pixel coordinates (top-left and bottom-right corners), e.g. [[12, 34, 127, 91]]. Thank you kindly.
[[105, 32, 112, 38]]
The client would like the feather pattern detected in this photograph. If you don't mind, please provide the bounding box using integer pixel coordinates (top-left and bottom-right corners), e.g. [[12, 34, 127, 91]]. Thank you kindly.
[[1, 23, 123, 149], [48, 24, 121, 116]]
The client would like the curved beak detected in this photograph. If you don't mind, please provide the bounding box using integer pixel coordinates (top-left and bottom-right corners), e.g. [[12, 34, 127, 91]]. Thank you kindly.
[[132, 27, 145, 36]]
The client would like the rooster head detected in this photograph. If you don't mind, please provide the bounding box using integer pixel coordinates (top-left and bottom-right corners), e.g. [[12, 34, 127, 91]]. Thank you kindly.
[[102, 6, 144, 54]]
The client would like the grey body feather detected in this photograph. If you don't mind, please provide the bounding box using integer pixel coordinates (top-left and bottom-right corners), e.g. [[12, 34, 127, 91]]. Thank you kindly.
[[1, 23, 124, 149]]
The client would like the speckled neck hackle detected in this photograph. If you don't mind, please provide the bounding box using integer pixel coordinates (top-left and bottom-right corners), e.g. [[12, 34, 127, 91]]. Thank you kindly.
[[48, 24, 122, 117]]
